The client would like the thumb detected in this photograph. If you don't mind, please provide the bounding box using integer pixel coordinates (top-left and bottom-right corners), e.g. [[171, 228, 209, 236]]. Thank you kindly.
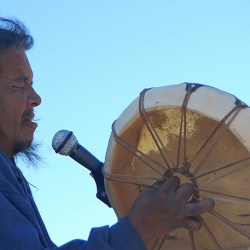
[[184, 198, 215, 216]]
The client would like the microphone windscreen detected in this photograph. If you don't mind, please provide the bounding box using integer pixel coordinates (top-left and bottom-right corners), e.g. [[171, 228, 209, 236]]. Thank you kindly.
[[52, 129, 78, 155]]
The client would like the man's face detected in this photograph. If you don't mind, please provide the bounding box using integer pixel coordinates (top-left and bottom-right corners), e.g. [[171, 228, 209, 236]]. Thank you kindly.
[[0, 48, 41, 157]]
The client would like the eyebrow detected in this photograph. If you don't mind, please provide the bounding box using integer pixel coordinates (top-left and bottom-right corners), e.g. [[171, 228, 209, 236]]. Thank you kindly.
[[13, 74, 33, 84]]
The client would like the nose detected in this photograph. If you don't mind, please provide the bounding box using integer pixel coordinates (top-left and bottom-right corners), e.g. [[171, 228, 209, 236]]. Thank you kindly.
[[28, 86, 42, 107]]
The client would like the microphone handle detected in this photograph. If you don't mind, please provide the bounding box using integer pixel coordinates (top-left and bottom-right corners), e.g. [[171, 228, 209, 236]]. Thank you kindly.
[[70, 144, 102, 173], [69, 144, 111, 207]]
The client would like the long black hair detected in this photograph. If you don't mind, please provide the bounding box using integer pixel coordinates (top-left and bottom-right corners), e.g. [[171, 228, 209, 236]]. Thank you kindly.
[[0, 17, 34, 53]]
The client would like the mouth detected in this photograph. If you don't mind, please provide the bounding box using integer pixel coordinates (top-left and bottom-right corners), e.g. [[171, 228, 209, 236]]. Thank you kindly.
[[22, 112, 38, 129]]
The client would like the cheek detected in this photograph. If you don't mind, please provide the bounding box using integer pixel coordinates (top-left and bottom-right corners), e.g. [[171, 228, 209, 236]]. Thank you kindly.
[[0, 92, 27, 128], [0, 103, 24, 129], [9, 96, 27, 118]]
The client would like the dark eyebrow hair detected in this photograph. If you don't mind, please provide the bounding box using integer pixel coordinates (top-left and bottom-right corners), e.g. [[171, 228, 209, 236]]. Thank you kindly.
[[13, 74, 32, 84]]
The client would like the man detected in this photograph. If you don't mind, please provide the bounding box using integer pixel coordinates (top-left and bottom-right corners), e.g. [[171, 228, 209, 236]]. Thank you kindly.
[[0, 17, 214, 249]]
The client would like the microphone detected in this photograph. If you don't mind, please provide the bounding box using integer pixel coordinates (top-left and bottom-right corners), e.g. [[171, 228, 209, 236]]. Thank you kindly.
[[52, 130, 111, 207]]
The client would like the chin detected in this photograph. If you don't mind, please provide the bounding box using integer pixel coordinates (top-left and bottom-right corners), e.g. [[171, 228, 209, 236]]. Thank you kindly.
[[14, 137, 33, 154]]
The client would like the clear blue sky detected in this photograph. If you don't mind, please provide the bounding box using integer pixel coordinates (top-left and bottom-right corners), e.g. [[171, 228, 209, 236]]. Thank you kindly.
[[1, 0, 250, 246]]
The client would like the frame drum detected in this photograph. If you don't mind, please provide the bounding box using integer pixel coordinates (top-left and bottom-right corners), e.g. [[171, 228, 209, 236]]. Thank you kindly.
[[104, 83, 250, 249]]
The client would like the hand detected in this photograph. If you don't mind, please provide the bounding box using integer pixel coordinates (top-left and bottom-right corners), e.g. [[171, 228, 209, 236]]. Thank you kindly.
[[127, 176, 214, 243]]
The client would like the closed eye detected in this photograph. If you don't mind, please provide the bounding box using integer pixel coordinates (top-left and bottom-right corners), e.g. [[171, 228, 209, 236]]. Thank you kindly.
[[12, 74, 33, 87]]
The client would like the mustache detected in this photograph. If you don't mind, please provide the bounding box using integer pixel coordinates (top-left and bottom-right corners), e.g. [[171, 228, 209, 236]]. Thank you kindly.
[[22, 110, 35, 121]]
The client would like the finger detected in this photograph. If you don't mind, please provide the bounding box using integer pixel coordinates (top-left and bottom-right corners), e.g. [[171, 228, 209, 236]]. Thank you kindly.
[[181, 216, 202, 231], [175, 183, 194, 202], [183, 198, 215, 216], [140, 177, 166, 194], [160, 176, 180, 193], [163, 169, 173, 178], [146, 176, 180, 191], [151, 178, 167, 189]]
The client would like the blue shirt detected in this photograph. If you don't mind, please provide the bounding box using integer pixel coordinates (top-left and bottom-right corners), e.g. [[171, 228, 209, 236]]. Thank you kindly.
[[0, 150, 146, 250]]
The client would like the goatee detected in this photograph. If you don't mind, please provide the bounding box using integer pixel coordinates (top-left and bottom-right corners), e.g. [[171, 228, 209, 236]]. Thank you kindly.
[[13, 140, 44, 169]]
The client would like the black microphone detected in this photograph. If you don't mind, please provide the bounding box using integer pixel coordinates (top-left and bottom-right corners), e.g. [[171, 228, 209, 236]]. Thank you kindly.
[[52, 129, 111, 207]]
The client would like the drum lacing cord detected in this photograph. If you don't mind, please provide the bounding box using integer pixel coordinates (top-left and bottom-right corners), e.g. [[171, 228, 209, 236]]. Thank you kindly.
[[192, 196, 250, 249], [189, 102, 247, 166], [137, 87, 248, 178], [110, 114, 183, 189], [178, 84, 248, 178], [176, 84, 194, 172], [103, 168, 165, 190], [192, 101, 247, 176], [190, 157, 250, 185], [110, 92, 250, 201], [110, 86, 250, 190], [111, 121, 167, 178], [104, 168, 250, 206], [139, 89, 175, 174], [194, 186, 250, 204], [195, 213, 222, 249], [209, 210, 250, 241], [149, 234, 168, 250]]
